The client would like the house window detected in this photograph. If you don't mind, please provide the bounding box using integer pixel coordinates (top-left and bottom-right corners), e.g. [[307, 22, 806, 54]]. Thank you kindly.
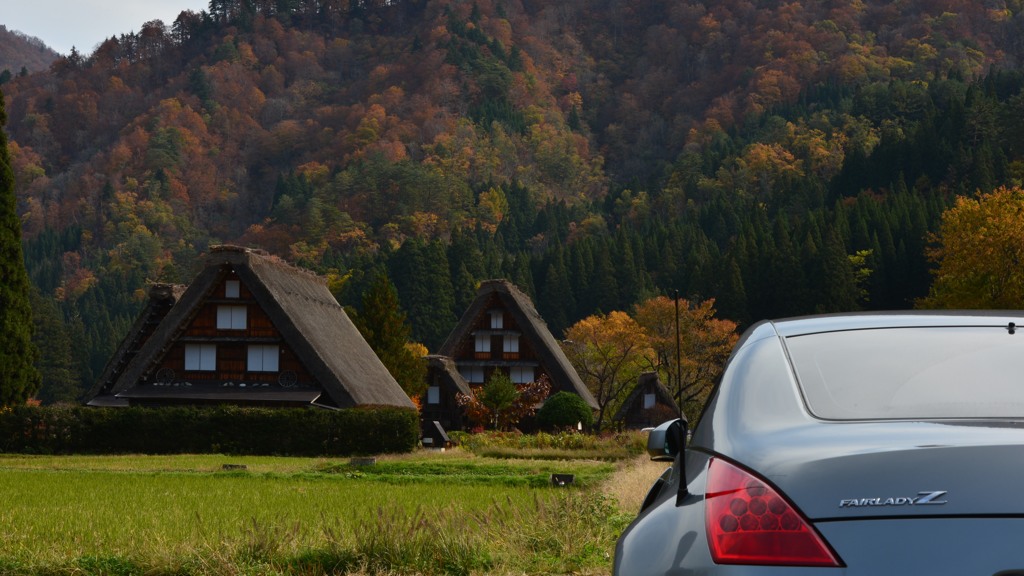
[[503, 334, 519, 353], [474, 334, 491, 353], [459, 366, 485, 383], [643, 393, 656, 409], [217, 305, 247, 329], [247, 345, 279, 372], [185, 344, 217, 371], [490, 310, 503, 329], [510, 366, 534, 384], [427, 386, 440, 404], [225, 280, 240, 298]]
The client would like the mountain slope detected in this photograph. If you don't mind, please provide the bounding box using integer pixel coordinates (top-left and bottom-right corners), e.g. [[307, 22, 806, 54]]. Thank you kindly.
[[4, 0, 1024, 400], [0, 26, 59, 75]]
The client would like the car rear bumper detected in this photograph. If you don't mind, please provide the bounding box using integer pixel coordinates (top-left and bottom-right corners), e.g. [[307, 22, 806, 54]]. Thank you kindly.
[[817, 516, 1024, 574], [616, 496, 1024, 575]]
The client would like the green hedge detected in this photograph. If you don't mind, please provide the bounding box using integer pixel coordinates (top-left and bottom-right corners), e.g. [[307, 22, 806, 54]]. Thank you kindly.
[[0, 405, 420, 456]]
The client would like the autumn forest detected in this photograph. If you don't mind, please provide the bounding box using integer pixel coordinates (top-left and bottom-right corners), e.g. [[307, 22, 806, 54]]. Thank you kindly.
[[4, 0, 1024, 404]]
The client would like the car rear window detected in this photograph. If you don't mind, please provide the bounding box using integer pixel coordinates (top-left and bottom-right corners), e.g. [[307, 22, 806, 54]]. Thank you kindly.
[[785, 326, 1024, 420]]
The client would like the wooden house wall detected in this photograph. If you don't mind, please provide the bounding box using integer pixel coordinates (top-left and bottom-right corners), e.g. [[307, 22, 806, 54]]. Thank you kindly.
[[619, 383, 679, 430], [419, 369, 466, 433], [450, 295, 544, 377], [152, 275, 314, 386], [158, 342, 310, 384]]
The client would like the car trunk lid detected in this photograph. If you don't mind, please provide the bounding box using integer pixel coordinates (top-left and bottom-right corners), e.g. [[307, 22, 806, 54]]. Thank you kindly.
[[727, 420, 1024, 520]]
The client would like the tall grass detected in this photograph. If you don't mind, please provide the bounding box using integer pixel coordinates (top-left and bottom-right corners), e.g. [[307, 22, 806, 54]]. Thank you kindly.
[[0, 451, 634, 575], [450, 430, 647, 460], [316, 456, 616, 488]]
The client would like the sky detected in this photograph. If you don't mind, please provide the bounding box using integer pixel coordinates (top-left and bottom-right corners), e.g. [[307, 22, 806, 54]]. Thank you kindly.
[[2, 0, 211, 56]]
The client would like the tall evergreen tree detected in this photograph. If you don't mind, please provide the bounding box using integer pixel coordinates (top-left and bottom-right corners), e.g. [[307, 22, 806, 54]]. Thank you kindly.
[[0, 88, 41, 406], [592, 243, 619, 313], [447, 227, 484, 312], [389, 239, 455, 351], [538, 248, 574, 336], [31, 290, 80, 404], [351, 270, 427, 399], [816, 228, 860, 313]]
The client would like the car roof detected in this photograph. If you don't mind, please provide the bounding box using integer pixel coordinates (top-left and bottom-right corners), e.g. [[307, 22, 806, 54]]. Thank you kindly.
[[768, 310, 1024, 338]]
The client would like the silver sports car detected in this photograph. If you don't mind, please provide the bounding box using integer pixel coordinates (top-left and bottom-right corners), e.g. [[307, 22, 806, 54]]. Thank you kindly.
[[614, 312, 1024, 575]]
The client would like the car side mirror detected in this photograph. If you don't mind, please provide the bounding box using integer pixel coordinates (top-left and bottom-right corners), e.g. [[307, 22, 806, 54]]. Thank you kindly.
[[647, 418, 687, 462]]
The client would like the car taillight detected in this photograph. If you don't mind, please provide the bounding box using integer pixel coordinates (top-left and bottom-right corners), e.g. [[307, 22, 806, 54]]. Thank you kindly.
[[705, 457, 843, 567]]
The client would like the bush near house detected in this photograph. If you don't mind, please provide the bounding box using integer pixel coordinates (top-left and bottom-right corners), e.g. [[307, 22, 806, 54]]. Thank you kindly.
[[536, 391, 595, 431], [0, 405, 419, 456]]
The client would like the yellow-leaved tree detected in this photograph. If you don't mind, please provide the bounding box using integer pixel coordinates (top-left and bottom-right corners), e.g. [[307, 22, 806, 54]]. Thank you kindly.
[[920, 186, 1024, 309], [633, 296, 738, 424], [562, 311, 655, 432]]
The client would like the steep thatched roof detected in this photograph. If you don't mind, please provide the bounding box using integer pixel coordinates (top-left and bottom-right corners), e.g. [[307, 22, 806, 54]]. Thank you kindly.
[[86, 282, 186, 405], [438, 279, 598, 409], [86, 246, 413, 409], [425, 354, 472, 397], [613, 371, 680, 422]]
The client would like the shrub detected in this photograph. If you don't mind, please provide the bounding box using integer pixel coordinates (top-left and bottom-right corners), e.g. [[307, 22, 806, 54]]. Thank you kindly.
[[536, 391, 594, 431], [458, 374, 551, 431]]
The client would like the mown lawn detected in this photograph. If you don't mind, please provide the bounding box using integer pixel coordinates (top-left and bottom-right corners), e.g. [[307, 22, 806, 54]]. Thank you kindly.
[[0, 450, 646, 575]]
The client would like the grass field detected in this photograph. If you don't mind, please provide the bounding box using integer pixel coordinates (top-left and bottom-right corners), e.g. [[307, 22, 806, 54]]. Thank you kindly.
[[0, 447, 663, 576]]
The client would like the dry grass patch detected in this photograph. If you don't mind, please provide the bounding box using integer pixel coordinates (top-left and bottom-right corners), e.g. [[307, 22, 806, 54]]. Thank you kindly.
[[600, 455, 672, 515]]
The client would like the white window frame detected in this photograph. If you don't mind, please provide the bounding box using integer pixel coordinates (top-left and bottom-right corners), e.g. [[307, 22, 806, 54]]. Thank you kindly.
[[427, 386, 440, 404], [510, 366, 534, 384], [247, 345, 279, 372], [503, 334, 519, 353], [185, 344, 216, 371], [225, 280, 240, 298], [643, 393, 656, 409], [489, 310, 503, 329], [474, 334, 491, 353], [217, 305, 247, 330], [459, 366, 485, 384]]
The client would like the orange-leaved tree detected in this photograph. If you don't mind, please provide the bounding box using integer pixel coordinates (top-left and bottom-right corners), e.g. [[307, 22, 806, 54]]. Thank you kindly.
[[633, 296, 738, 424], [920, 186, 1024, 309], [562, 311, 655, 432]]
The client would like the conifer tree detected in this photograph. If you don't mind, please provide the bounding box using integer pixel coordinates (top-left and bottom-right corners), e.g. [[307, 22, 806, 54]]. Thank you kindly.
[[817, 228, 860, 313], [0, 88, 41, 406], [389, 239, 455, 351], [447, 227, 483, 312], [538, 248, 574, 335], [352, 270, 427, 399], [509, 254, 536, 299], [592, 243, 619, 313], [31, 290, 80, 404]]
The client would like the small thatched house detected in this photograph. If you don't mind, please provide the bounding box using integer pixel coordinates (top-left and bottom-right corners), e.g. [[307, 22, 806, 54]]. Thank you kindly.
[[425, 279, 597, 431], [613, 372, 680, 430], [419, 355, 472, 433], [85, 245, 414, 410]]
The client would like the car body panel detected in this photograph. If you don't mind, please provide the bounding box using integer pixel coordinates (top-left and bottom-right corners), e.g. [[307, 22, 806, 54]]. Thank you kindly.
[[818, 518, 1024, 574], [614, 311, 1024, 575], [738, 422, 1024, 519]]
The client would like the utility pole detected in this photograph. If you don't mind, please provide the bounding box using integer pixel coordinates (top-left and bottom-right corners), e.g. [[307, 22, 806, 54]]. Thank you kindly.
[[674, 289, 682, 415]]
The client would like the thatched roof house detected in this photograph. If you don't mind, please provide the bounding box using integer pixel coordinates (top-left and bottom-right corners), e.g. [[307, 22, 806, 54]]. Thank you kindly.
[[419, 355, 472, 437], [613, 372, 680, 430], [85, 246, 414, 409], [435, 279, 598, 413]]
